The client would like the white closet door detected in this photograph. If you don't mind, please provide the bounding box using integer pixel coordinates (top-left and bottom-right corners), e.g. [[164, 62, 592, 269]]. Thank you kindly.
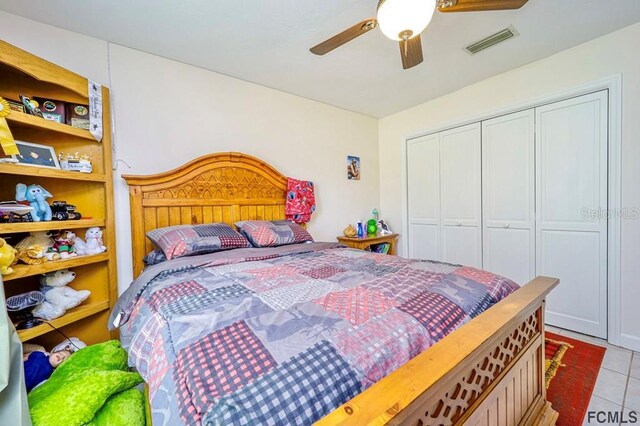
[[407, 134, 441, 260], [536, 91, 608, 338], [440, 123, 482, 267], [482, 110, 535, 285]]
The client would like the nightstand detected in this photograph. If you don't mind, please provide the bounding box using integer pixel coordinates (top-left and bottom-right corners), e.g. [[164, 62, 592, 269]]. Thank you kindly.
[[336, 233, 399, 255]]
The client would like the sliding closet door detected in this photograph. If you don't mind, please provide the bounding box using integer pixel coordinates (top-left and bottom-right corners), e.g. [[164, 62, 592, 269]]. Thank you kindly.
[[440, 123, 482, 267], [407, 134, 441, 260], [536, 91, 608, 338], [482, 110, 535, 285]]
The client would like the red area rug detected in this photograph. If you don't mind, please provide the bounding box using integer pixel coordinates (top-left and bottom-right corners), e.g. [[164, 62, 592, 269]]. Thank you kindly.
[[545, 331, 606, 425]]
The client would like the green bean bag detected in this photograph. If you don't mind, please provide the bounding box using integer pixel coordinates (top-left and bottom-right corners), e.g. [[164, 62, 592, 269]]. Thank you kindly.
[[88, 388, 146, 426]]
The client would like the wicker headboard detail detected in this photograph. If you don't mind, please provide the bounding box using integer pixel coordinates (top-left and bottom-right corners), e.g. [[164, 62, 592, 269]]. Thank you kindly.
[[122, 152, 288, 278]]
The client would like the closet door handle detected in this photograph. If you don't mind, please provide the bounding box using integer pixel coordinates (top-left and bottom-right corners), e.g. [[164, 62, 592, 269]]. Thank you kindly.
[[503, 223, 510, 228], [457, 222, 462, 226]]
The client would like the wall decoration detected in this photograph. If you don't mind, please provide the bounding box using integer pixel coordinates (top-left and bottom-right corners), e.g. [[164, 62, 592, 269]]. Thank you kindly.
[[347, 155, 360, 180], [12, 141, 60, 169], [34, 97, 66, 123]]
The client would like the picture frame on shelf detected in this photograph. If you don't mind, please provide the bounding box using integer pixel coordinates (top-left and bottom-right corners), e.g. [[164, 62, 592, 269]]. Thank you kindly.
[[6, 99, 25, 113], [11, 141, 60, 169]]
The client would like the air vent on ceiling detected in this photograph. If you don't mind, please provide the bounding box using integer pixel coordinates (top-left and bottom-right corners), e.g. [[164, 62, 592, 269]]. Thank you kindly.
[[465, 26, 519, 55]]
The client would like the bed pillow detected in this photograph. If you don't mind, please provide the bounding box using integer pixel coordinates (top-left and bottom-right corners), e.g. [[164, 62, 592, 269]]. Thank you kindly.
[[235, 220, 313, 247], [147, 223, 250, 260], [143, 248, 167, 266]]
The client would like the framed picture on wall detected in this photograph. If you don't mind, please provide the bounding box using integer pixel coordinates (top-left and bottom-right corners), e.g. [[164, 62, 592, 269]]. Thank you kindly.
[[347, 155, 360, 180], [12, 141, 60, 169]]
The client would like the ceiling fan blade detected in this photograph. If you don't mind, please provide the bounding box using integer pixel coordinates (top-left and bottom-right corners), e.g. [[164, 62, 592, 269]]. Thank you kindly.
[[399, 35, 423, 70], [310, 19, 378, 55], [437, 0, 528, 12]]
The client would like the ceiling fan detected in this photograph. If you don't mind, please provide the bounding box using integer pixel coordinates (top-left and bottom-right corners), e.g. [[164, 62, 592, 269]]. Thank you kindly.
[[310, 0, 529, 70]]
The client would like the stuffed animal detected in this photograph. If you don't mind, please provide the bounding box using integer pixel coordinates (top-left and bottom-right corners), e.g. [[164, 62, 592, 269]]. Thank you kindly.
[[32, 269, 90, 320], [50, 230, 77, 259], [343, 224, 357, 237], [14, 232, 59, 264], [0, 237, 17, 275], [15, 183, 53, 222], [74, 227, 106, 255]]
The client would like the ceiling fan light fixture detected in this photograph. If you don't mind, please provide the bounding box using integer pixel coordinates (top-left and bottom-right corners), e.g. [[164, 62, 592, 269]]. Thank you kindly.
[[377, 0, 436, 41]]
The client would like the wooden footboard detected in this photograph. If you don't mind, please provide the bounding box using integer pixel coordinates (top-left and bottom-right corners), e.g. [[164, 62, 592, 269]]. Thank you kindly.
[[317, 276, 559, 426]]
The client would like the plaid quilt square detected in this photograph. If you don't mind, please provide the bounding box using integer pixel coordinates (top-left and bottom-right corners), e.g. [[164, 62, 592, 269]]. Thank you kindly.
[[204, 341, 361, 425], [128, 312, 165, 379], [398, 291, 467, 341], [258, 279, 340, 310], [148, 281, 207, 311], [314, 286, 396, 325], [148, 334, 170, 396], [365, 269, 444, 304], [160, 284, 253, 319], [331, 309, 431, 388], [173, 320, 276, 424], [302, 265, 347, 280], [244, 265, 307, 292], [454, 266, 519, 301]]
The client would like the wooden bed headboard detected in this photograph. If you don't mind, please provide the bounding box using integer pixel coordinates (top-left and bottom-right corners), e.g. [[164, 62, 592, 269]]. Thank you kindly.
[[122, 152, 288, 278]]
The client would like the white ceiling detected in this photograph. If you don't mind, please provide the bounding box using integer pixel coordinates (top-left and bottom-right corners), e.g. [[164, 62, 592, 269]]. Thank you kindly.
[[2, 0, 640, 117]]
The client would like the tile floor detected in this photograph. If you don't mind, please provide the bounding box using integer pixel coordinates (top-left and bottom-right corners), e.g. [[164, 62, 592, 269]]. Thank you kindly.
[[545, 326, 640, 425]]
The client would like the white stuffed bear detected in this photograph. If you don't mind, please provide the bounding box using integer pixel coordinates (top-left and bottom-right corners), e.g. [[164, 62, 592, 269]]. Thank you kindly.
[[73, 227, 106, 256], [32, 269, 91, 320]]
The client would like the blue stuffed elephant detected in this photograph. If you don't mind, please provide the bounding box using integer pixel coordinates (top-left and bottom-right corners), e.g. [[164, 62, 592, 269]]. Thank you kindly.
[[15, 184, 53, 222]]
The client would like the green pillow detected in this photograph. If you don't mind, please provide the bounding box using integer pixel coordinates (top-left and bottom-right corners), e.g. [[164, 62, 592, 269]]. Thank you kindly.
[[88, 388, 146, 426], [56, 340, 129, 376], [29, 340, 129, 403], [29, 369, 143, 426]]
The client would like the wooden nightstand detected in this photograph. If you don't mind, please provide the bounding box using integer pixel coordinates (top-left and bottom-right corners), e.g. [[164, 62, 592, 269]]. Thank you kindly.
[[336, 233, 399, 255]]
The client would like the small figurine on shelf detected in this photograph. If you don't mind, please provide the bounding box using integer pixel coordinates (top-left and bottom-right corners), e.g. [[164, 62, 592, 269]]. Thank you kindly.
[[15, 183, 53, 222], [49, 230, 77, 259], [378, 220, 393, 236], [32, 269, 90, 321], [50, 201, 82, 221], [14, 232, 60, 264], [0, 237, 17, 275], [367, 219, 378, 236], [343, 224, 357, 237], [58, 152, 93, 173], [73, 227, 106, 256], [19, 94, 44, 118], [357, 221, 364, 238]]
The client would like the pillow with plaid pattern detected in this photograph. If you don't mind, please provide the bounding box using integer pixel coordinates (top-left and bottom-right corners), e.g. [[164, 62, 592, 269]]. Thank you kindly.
[[235, 220, 313, 247], [143, 248, 167, 266], [147, 223, 251, 260]]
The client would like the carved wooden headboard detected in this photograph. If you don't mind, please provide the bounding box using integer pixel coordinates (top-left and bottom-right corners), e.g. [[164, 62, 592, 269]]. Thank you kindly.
[[122, 152, 288, 278]]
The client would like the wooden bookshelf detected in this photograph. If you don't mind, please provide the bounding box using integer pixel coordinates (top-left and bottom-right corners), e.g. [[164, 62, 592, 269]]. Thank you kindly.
[[0, 218, 105, 234], [0, 162, 106, 182], [17, 301, 110, 342], [0, 40, 117, 345], [4, 253, 110, 281], [6, 110, 95, 141]]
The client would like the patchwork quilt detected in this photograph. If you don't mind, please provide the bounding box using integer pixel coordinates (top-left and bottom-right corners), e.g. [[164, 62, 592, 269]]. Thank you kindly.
[[110, 243, 519, 426]]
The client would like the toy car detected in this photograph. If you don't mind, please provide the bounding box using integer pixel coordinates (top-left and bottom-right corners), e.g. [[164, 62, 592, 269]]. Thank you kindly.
[[51, 201, 82, 221]]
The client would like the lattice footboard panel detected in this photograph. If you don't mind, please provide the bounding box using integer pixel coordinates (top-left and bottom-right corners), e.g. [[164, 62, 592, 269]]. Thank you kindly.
[[405, 309, 541, 426]]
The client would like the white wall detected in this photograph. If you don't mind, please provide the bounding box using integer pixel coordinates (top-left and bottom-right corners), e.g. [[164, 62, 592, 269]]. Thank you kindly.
[[0, 11, 380, 294], [108, 45, 379, 289], [379, 22, 640, 350]]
